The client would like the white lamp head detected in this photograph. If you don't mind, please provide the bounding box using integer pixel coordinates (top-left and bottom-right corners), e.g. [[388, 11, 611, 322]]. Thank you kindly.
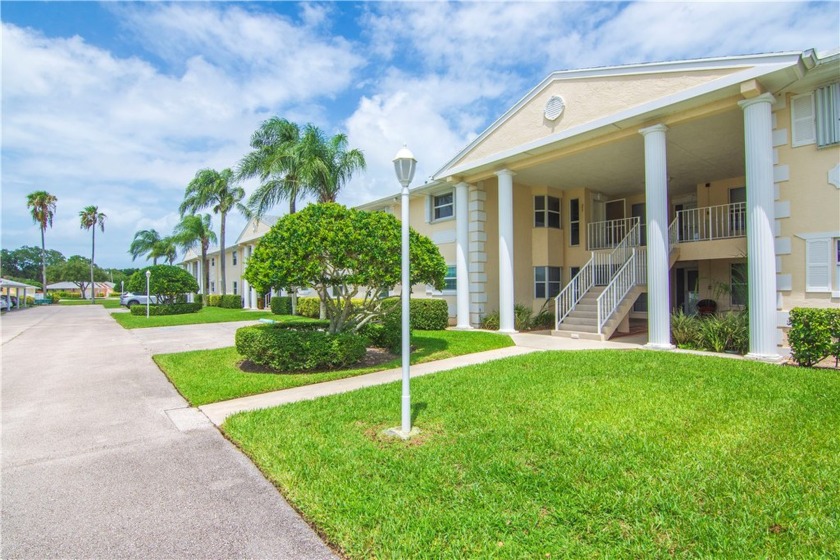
[[145, 270, 151, 279], [393, 145, 417, 188]]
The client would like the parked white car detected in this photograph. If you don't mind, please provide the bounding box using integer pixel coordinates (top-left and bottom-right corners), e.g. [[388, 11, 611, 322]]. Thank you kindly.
[[120, 292, 158, 308], [0, 295, 11, 311]]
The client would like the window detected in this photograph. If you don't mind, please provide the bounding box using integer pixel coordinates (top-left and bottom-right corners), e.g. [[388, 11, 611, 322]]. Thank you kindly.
[[211, 257, 215, 267], [232, 251, 238, 265], [233, 281, 238, 295], [792, 84, 840, 148], [432, 192, 454, 221], [444, 265, 457, 292], [730, 263, 747, 306], [210, 281, 215, 293], [534, 266, 561, 299], [534, 195, 560, 228], [569, 199, 580, 246]]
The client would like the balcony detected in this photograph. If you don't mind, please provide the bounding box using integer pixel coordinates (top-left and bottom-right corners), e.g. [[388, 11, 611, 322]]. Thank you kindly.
[[674, 202, 746, 242], [587, 217, 641, 251]]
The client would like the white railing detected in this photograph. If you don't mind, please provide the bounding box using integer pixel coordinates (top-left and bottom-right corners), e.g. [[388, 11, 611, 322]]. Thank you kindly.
[[635, 247, 647, 285], [673, 202, 746, 243], [555, 222, 640, 328], [597, 250, 639, 333], [587, 217, 641, 250], [555, 255, 594, 324]]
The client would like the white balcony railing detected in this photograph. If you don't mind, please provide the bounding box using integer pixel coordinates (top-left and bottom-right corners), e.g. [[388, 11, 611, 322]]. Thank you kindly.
[[674, 202, 746, 243], [587, 217, 640, 250]]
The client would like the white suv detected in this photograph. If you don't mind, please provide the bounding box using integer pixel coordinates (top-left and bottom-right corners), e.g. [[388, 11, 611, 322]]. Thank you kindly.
[[120, 292, 158, 308]]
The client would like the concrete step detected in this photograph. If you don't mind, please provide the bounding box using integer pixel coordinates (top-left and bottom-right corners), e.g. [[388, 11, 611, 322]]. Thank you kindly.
[[563, 317, 598, 327], [552, 329, 605, 341], [554, 323, 599, 333]]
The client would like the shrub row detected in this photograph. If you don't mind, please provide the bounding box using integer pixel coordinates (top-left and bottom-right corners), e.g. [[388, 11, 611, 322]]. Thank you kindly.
[[788, 307, 840, 367], [270, 296, 292, 315], [235, 324, 365, 372], [129, 303, 203, 316], [204, 294, 243, 309], [670, 311, 749, 354], [480, 304, 555, 331]]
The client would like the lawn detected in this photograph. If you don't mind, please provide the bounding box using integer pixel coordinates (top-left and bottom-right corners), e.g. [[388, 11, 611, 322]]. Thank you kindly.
[[112, 305, 279, 329], [59, 298, 122, 308], [154, 330, 514, 406], [224, 351, 840, 559]]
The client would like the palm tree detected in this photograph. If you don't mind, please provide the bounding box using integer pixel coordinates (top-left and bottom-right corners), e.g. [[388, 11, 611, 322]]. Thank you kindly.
[[150, 236, 178, 265], [310, 129, 366, 203], [26, 190, 58, 295], [173, 213, 217, 295], [79, 206, 106, 302], [180, 168, 248, 294], [238, 117, 306, 218], [129, 229, 163, 264]]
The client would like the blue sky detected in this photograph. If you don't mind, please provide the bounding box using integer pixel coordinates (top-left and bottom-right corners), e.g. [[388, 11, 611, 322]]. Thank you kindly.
[[2, 1, 838, 268]]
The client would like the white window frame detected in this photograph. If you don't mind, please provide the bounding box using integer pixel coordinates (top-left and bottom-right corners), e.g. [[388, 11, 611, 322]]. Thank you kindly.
[[569, 198, 581, 246], [534, 266, 562, 299], [211, 257, 215, 267], [233, 281, 238, 295], [443, 265, 456, 293], [791, 92, 817, 147], [534, 195, 561, 229], [210, 281, 215, 293], [427, 191, 455, 223], [232, 250, 238, 266]]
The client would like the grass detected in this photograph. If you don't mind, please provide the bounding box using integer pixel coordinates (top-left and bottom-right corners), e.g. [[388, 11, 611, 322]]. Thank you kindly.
[[59, 298, 122, 308], [112, 305, 280, 329], [223, 351, 840, 559], [154, 330, 514, 406]]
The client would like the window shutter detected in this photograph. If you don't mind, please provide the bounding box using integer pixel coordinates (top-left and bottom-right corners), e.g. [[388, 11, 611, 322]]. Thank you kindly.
[[425, 195, 431, 223], [805, 238, 831, 292], [791, 93, 816, 147], [815, 83, 840, 148]]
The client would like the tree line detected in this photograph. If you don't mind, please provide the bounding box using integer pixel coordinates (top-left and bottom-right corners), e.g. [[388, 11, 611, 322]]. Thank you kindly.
[[129, 117, 365, 296]]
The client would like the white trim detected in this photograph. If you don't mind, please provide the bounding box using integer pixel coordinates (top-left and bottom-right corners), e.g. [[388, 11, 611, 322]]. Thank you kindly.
[[435, 55, 803, 179], [795, 231, 840, 240]]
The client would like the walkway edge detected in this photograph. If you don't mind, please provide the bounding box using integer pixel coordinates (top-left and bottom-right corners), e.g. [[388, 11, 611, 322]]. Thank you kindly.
[[200, 345, 539, 426]]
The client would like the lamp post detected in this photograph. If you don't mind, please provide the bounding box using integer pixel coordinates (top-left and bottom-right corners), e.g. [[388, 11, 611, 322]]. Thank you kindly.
[[121, 280, 124, 295], [145, 270, 151, 319], [389, 145, 417, 438]]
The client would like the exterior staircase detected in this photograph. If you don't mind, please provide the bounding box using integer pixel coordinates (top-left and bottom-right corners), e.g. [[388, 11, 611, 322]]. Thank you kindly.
[[553, 218, 680, 341]]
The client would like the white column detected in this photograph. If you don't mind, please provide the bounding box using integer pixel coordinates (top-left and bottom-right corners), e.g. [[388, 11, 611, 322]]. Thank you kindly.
[[496, 169, 516, 333], [639, 124, 674, 350], [455, 181, 472, 329], [739, 93, 781, 361], [249, 245, 257, 309]]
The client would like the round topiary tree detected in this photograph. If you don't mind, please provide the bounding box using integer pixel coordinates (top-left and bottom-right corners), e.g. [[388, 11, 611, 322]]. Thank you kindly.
[[126, 265, 199, 305], [244, 203, 446, 335]]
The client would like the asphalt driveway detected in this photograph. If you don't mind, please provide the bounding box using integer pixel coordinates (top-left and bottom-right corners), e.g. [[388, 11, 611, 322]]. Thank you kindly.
[[1, 305, 335, 559]]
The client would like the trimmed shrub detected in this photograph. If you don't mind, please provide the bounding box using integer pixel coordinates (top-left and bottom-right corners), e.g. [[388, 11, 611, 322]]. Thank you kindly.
[[25, 296, 34, 306], [479, 303, 553, 331], [126, 265, 198, 304], [219, 294, 242, 309], [359, 308, 403, 353], [235, 324, 366, 372], [50, 295, 60, 304], [296, 297, 321, 318], [129, 303, 202, 316], [788, 308, 840, 367], [270, 296, 292, 315], [207, 295, 222, 307], [410, 299, 449, 330], [194, 294, 203, 305]]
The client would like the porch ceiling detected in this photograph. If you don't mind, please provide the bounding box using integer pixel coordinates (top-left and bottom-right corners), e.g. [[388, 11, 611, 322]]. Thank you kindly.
[[512, 108, 745, 197]]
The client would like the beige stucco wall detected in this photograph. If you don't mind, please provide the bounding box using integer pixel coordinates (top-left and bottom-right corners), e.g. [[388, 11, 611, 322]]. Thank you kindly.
[[455, 68, 742, 168], [774, 91, 840, 309]]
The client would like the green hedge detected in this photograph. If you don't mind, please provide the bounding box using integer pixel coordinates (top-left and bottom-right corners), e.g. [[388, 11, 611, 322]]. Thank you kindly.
[[408, 298, 449, 330], [235, 324, 366, 372], [296, 296, 324, 318], [204, 294, 243, 308], [129, 303, 202, 316], [359, 309, 403, 353], [219, 294, 242, 309], [788, 308, 840, 367], [270, 296, 292, 315]]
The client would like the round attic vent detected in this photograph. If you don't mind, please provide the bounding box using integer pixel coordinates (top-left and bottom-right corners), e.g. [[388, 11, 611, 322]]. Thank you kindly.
[[544, 95, 565, 121]]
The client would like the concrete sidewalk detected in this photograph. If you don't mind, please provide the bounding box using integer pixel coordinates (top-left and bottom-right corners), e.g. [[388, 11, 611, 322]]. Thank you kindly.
[[1, 305, 335, 559]]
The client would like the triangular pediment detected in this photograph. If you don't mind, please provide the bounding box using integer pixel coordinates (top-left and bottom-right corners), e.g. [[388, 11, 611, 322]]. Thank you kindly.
[[437, 53, 804, 177]]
